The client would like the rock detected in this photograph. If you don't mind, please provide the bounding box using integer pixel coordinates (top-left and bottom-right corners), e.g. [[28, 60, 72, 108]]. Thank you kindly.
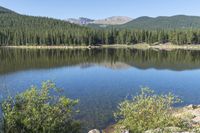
[[88, 129, 101, 133], [186, 104, 198, 110], [145, 127, 182, 133], [191, 110, 200, 117], [121, 130, 129, 133], [192, 116, 200, 124]]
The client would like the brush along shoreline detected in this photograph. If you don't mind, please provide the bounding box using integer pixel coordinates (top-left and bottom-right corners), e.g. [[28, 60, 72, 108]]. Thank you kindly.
[[89, 104, 200, 133]]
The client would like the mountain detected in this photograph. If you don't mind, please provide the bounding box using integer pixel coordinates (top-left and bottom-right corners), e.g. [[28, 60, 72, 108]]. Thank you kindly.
[[66, 17, 94, 25], [87, 15, 200, 29], [92, 16, 132, 25], [118, 15, 200, 29], [66, 16, 133, 26], [0, 6, 16, 14], [0, 6, 95, 46], [2, 5, 200, 30], [1, 5, 200, 46]]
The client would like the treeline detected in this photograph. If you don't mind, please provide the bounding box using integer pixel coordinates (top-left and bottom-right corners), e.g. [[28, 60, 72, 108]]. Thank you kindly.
[[1, 13, 200, 46], [117, 15, 200, 29]]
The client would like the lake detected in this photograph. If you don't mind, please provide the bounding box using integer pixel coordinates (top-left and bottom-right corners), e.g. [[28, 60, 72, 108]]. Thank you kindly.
[[1, 48, 200, 131]]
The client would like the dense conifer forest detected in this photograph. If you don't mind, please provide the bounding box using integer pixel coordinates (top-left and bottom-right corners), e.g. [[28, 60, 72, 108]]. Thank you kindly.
[[1, 6, 200, 46], [105, 15, 200, 29]]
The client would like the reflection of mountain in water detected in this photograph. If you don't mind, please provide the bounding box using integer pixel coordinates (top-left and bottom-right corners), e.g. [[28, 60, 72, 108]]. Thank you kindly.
[[101, 62, 131, 69], [1, 48, 200, 74], [80, 62, 131, 70]]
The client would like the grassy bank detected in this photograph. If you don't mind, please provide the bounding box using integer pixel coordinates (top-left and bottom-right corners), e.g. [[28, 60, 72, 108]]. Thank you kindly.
[[150, 43, 200, 51], [131, 43, 200, 51], [2, 43, 200, 51], [0, 44, 147, 49], [0, 45, 94, 49]]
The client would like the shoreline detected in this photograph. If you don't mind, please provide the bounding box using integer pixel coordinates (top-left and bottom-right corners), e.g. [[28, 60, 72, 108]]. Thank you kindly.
[[0, 44, 147, 50], [102, 104, 200, 133], [2, 43, 200, 51]]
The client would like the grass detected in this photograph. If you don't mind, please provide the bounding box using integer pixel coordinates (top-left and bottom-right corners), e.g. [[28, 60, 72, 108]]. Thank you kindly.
[[3, 43, 200, 51]]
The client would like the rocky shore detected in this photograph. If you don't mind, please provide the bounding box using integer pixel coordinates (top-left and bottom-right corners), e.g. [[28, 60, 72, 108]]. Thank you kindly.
[[3, 43, 200, 51], [89, 105, 200, 133]]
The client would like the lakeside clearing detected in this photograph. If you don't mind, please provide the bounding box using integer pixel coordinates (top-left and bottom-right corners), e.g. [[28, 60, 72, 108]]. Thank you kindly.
[[2, 43, 200, 51]]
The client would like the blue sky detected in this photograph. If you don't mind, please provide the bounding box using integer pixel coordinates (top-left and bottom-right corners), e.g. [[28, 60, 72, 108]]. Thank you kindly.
[[0, 0, 200, 19]]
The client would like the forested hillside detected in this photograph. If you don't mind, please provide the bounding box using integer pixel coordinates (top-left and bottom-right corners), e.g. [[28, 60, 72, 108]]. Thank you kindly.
[[0, 6, 16, 13], [0, 6, 200, 46], [119, 15, 200, 29], [90, 15, 200, 30], [0, 11, 99, 45]]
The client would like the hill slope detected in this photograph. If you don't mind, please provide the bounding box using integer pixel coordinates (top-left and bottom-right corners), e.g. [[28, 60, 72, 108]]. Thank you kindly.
[[87, 15, 200, 29], [0, 6, 16, 13], [0, 6, 94, 46], [1, 6, 200, 46], [119, 15, 200, 29]]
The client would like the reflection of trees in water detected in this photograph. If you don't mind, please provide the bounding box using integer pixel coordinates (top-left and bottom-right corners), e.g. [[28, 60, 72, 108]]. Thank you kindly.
[[1, 48, 200, 131], [0, 77, 10, 132], [1, 48, 200, 74], [0, 77, 10, 102]]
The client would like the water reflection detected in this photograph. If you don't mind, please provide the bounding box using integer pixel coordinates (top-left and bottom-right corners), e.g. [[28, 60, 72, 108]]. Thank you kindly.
[[1, 48, 200, 131], [1, 48, 200, 74]]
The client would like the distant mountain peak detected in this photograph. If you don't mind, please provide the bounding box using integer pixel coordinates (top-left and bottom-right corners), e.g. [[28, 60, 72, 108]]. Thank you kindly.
[[66, 16, 133, 25], [92, 16, 133, 25], [66, 17, 94, 25]]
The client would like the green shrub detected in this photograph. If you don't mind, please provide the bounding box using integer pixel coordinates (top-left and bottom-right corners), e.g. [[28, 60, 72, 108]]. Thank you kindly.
[[114, 88, 182, 133], [1, 81, 80, 133]]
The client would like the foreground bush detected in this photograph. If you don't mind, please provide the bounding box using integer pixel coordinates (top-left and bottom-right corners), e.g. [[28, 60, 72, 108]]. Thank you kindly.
[[1, 81, 80, 133], [114, 88, 183, 133]]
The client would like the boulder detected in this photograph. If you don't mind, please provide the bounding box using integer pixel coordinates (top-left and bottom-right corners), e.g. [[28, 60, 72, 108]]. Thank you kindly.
[[88, 129, 101, 133], [192, 116, 200, 124], [120, 130, 129, 133], [145, 127, 182, 133], [186, 104, 198, 110]]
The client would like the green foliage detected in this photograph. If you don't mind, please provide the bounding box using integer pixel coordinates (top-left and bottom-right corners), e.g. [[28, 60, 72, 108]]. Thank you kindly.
[[0, 12, 95, 46], [0, 6, 16, 14], [1, 81, 80, 133], [117, 15, 200, 29], [1, 9, 200, 46], [114, 88, 183, 133]]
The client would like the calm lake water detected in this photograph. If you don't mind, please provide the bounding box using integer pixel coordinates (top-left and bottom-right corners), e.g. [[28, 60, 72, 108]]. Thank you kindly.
[[1, 48, 200, 131]]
